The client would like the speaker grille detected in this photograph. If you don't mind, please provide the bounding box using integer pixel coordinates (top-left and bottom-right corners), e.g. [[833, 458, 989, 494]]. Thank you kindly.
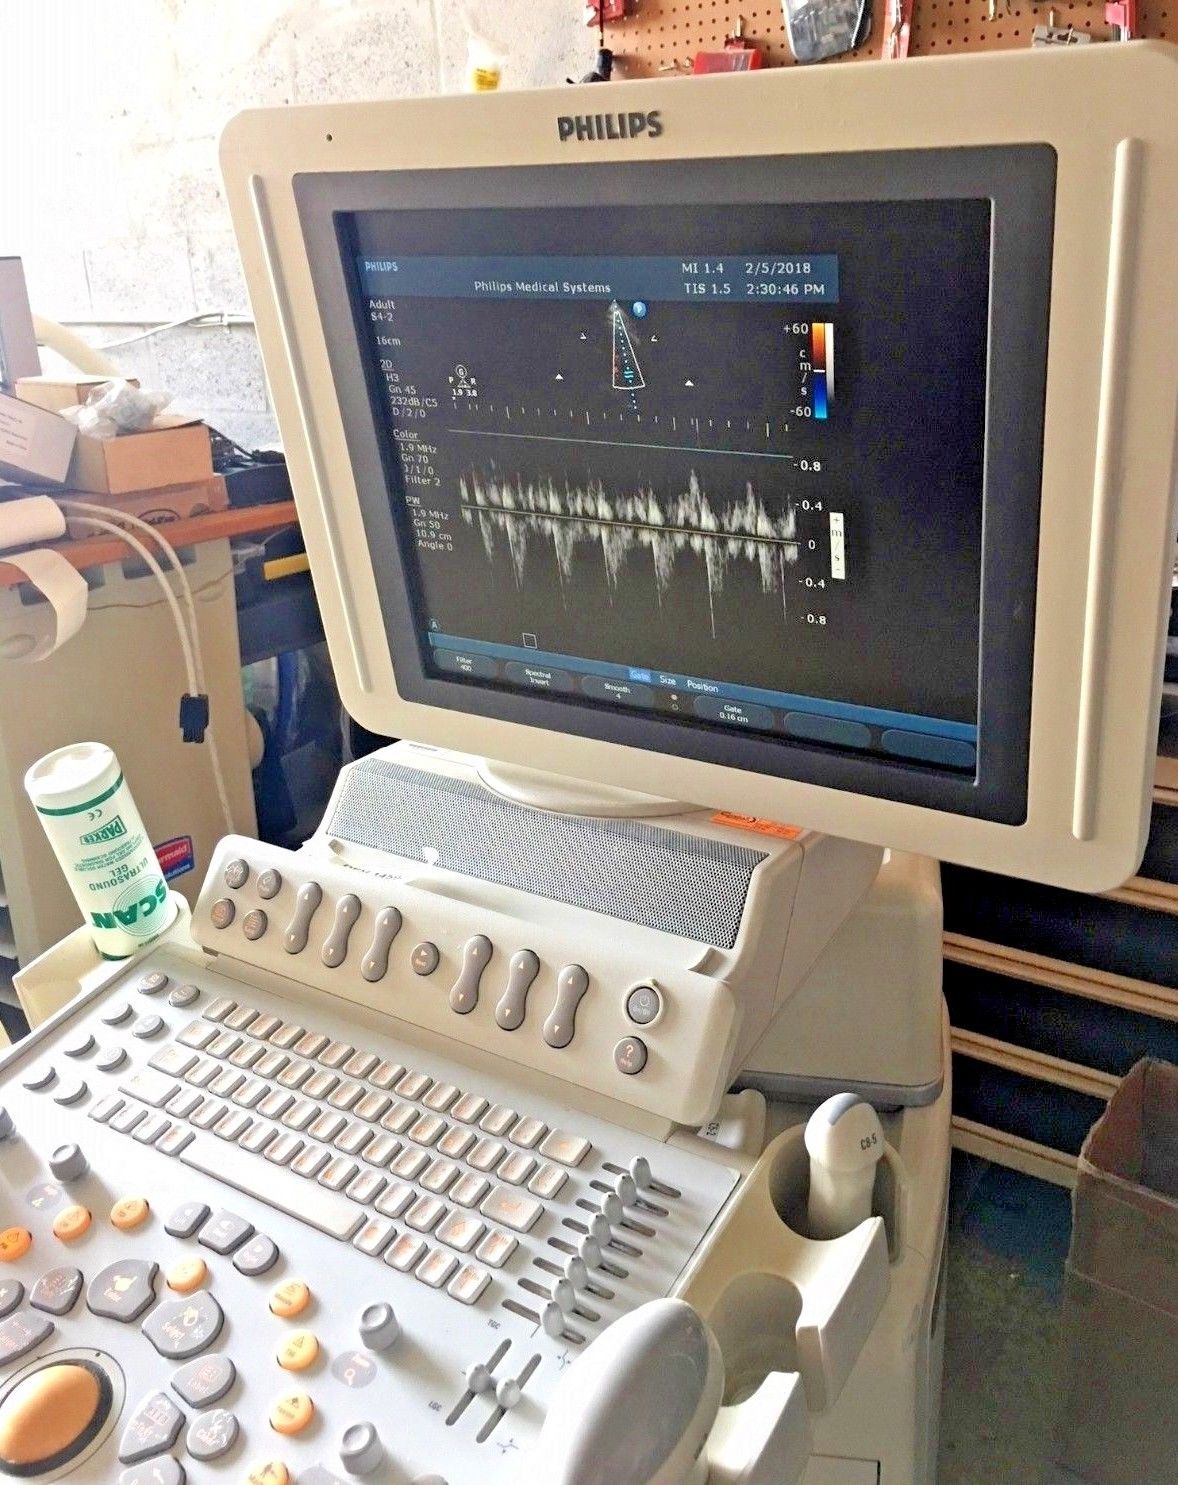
[[327, 759, 766, 949]]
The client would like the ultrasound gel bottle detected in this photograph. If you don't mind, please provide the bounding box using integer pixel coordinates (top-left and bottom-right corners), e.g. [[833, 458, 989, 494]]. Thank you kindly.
[[25, 742, 177, 959]]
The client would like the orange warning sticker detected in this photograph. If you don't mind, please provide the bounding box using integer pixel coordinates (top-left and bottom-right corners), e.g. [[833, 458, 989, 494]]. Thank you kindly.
[[710, 812, 803, 840]]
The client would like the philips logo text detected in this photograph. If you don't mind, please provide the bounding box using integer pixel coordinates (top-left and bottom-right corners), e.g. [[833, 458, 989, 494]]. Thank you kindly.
[[557, 111, 663, 144]]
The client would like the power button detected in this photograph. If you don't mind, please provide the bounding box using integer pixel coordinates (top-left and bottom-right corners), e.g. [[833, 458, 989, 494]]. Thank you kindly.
[[625, 985, 662, 1027]]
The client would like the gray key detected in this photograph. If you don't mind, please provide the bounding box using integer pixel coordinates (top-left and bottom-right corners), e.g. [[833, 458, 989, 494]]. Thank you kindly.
[[257, 867, 282, 899], [22, 1063, 56, 1091], [168, 983, 200, 1008], [613, 1036, 648, 1076], [132, 1014, 166, 1040], [223, 858, 250, 890], [209, 897, 235, 930], [495, 949, 541, 1032], [186, 1407, 239, 1460], [198, 1210, 255, 1254], [321, 893, 361, 968], [120, 1068, 180, 1108], [224, 1005, 259, 1032], [102, 1001, 134, 1025], [30, 1265, 84, 1315], [283, 880, 323, 954], [157, 1126, 194, 1157], [142, 1291, 225, 1359], [361, 906, 402, 983], [242, 909, 268, 941], [96, 1045, 129, 1072], [0, 1279, 24, 1318], [110, 1103, 147, 1135], [89, 1094, 125, 1124], [64, 1030, 96, 1058], [0, 1311, 53, 1364], [233, 1234, 279, 1276], [53, 1077, 88, 1106], [171, 1353, 236, 1408], [165, 1201, 210, 1238], [120, 1457, 186, 1485], [449, 934, 493, 1015], [88, 1260, 158, 1322], [134, 1113, 172, 1145], [138, 969, 171, 995], [542, 964, 591, 1050], [119, 1391, 185, 1463]]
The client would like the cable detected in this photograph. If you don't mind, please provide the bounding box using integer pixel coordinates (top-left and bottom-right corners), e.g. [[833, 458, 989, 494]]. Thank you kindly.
[[62, 502, 207, 692], [64, 513, 237, 837]]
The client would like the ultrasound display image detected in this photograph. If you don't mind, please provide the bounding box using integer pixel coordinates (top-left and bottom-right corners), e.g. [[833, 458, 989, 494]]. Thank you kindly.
[[346, 198, 992, 766]]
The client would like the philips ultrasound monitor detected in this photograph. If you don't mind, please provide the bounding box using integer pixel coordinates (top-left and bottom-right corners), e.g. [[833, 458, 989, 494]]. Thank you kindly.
[[222, 43, 1178, 891]]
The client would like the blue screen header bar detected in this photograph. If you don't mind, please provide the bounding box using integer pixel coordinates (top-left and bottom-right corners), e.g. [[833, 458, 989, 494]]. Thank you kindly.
[[357, 254, 840, 304]]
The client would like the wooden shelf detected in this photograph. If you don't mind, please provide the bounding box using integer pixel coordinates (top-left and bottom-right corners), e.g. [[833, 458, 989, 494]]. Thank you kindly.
[[0, 502, 298, 590]]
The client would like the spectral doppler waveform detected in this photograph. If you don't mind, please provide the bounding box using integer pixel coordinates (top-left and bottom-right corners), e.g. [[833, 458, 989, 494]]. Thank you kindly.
[[460, 470, 800, 635]]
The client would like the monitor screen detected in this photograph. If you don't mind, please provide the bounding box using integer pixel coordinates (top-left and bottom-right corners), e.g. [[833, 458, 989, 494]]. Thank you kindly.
[[299, 145, 1053, 823], [347, 200, 988, 776]]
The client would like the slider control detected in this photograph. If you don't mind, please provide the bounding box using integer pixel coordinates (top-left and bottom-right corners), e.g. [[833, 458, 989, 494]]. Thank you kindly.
[[283, 882, 323, 955], [449, 936, 493, 1016]]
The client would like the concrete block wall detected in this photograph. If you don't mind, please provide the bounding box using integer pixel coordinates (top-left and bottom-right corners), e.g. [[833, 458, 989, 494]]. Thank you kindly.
[[0, 0, 587, 449]]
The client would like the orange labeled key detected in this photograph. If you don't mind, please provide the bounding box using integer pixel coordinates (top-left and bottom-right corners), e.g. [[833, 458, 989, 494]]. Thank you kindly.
[[0, 1228, 32, 1262], [110, 1196, 150, 1232], [270, 1390, 315, 1435], [166, 1257, 208, 1294], [248, 1463, 291, 1485], [52, 1206, 91, 1242], [276, 1330, 319, 1372], [269, 1279, 310, 1319]]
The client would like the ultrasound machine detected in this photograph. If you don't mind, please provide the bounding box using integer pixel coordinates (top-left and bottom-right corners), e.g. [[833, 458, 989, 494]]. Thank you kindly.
[[3, 42, 1178, 1485]]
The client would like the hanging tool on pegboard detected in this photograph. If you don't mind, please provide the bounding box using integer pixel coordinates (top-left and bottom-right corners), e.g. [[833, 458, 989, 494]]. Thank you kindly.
[[782, 0, 872, 62], [883, 0, 913, 57], [1104, 0, 1137, 38], [572, 0, 631, 81], [692, 16, 766, 71]]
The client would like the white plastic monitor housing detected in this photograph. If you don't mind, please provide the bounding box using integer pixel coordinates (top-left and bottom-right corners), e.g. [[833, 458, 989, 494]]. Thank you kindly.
[[220, 45, 1178, 892]]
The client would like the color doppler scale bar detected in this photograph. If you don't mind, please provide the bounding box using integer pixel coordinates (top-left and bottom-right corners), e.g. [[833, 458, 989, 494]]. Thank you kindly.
[[811, 321, 834, 420], [427, 631, 978, 767]]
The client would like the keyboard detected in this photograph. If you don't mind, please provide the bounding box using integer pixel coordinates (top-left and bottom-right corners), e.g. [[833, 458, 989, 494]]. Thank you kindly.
[[0, 944, 739, 1485]]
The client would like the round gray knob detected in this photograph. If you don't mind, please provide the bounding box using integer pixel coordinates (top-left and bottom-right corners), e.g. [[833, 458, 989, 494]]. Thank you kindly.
[[613, 1173, 638, 1207], [601, 1193, 624, 1226], [496, 1377, 522, 1410], [588, 1214, 612, 1247], [0, 1107, 13, 1141], [563, 1256, 589, 1290], [358, 1301, 400, 1351], [577, 1235, 603, 1270], [464, 1362, 493, 1394], [49, 1142, 88, 1181], [629, 1155, 653, 1190], [542, 1302, 565, 1339], [340, 1421, 383, 1476]]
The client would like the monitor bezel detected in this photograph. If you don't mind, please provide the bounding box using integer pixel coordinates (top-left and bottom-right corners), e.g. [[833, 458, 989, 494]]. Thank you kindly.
[[293, 146, 1056, 825]]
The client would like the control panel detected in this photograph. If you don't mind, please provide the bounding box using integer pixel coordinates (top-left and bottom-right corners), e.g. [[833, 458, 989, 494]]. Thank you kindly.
[[0, 937, 739, 1485], [194, 836, 739, 1128]]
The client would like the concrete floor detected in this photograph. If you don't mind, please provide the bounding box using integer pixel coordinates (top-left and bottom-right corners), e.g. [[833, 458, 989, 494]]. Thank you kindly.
[[938, 1154, 1085, 1485]]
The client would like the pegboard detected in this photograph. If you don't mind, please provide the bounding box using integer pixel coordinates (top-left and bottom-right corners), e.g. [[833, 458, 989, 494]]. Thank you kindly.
[[606, 0, 1174, 74]]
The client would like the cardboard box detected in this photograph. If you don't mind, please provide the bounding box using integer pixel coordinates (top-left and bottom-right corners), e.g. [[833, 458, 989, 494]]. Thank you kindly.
[[1056, 1058, 1178, 1485], [67, 416, 214, 495], [60, 475, 228, 537], [15, 373, 139, 414], [0, 259, 40, 390], [0, 391, 76, 486]]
